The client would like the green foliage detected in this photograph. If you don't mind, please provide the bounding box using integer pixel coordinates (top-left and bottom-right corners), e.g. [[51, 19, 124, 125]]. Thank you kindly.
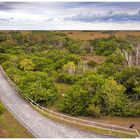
[[87, 60, 97, 67], [59, 73, 105, 116], [90, 36, 119, 56], [1, 31, 139, 117], [3, 62, 59, 107], [17, 72, 59, 106], [0, 53, 11, 64], [97, 49, 125, 77], [59, 73, 136, 117], [97, 63, 122, 77], [0, 103, 4, 114], [56, 73, 81, 85], [115, 66, 140, 100], [5, 67, 21, 80], [105, 49, 125, 65], [31, 56, 49, 71], [38, 49, 80, 71], [90, 36, 131, 56], [68, 43, 81, 54], [0, 34, 6, 42], [98, 78, 127, 116], [63, 61, 76, 74], [85, 104, 101, 117], [67, 40, 83, 54], [59, 85, 90, 116], [19, 59, 35, 71], [2, 61, 17, 70]]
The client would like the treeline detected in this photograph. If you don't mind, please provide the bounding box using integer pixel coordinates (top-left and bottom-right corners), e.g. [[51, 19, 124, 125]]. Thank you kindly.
[[0, 31, 140, 117]]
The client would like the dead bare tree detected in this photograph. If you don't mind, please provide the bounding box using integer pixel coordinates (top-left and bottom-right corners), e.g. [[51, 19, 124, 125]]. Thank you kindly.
[[121, 36, 140, 67], [132, 43, 140, 66]]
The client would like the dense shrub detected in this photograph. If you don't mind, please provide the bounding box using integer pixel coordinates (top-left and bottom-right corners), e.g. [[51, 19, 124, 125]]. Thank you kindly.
[[0, 103, 4, 114], [0, 53, 11, 64], [17, 72, 59, 106], [67, 40, 83, 54], [2, 61, 17, 70], [115, 66, 140, 100], [98, 78, 127, 116], [59, 73, 105, 116], [59, 73, 135, 117], [19, 59, 35, 71], [56, 73, 81, 85], [3, 64, 59, 107], [97, 63, 122, 77], [90, 36, 119, 56], [105, 49, 125, 65], [87, 60, 97, 68]]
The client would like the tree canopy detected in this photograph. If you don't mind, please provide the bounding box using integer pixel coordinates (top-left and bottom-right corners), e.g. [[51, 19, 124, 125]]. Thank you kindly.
[[0, 31, 140, 117]]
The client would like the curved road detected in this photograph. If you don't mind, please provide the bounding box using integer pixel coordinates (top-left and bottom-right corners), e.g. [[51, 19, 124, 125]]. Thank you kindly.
[[0, 70, 108, 138]]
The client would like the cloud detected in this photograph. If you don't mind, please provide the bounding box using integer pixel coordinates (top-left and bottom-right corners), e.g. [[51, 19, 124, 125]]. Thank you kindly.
[[65, 10, 140, 23], [0, 2, 140, 30], [0, 3, 14, 11]]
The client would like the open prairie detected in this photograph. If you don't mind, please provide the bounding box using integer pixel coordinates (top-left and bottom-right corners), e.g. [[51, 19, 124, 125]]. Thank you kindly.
[[61, 31, 140, 41]]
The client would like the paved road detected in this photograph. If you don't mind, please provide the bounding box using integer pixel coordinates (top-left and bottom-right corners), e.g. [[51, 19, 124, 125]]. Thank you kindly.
[[0, 70, 108, 138]]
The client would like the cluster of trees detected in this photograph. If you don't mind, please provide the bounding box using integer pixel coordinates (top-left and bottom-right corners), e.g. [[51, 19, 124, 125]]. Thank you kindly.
[[2, 60, 59, 106], [59, 35, 140, 117], [0, 31, 82, 107], [90, 36, 121, 56], [59, 73, 140, 117], [0, 31, 140, 117]]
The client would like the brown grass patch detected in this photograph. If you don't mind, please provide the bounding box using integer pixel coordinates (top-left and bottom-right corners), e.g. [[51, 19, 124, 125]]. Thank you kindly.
[[61, 31, 140, 41], [79, 116, 140, 133], [0, 102, 33, 138], [81, 53, 106, 62]]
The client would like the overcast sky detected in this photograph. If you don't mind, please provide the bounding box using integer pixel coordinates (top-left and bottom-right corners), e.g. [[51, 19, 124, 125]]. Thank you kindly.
[[0, 2, 140, 30]]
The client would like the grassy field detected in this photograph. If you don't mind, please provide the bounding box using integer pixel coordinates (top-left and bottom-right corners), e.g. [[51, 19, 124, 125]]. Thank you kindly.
[[79, 116, 140, 133], [0, 102, 33, 138], [61, 31, 140, 41]]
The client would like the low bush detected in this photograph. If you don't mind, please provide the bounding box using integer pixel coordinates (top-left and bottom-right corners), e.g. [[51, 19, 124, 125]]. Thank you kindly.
[[87, 60, 97, 67], [56, 73, 81, 85], [0, 103, 4, 114]]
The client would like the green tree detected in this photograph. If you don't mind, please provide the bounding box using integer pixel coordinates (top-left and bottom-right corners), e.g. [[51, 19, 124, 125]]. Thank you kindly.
[[90, 36, 119, 56], [105, 49, 125, 65], [59, 73, 105, 116], [98, 78, 127, 116], [115, 66, 140, 100], [18, 72, 59, 106], [59, 73, 134, 117], [97, 63, 122, 77], [19, 59, 35, 71], [63, 62, 76, 74]]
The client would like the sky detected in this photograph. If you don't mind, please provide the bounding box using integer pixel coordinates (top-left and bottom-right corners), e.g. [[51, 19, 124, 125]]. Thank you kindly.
[[0, 2, 140, 30]]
